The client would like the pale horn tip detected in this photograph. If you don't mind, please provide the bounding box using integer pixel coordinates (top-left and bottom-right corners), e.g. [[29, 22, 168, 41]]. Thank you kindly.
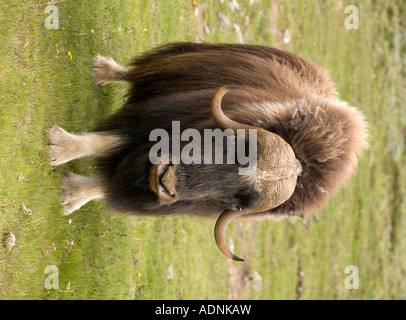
[[224, 85, 241, 90], [232, 255, 245, 262]]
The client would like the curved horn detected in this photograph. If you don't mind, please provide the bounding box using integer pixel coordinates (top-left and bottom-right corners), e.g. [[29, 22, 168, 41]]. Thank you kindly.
[[210, 85, 271, 145], [211, 86, 256, 133], [211, 86, 259, 261], [214, 209, 249, 262], [211, 86, 299, 261]]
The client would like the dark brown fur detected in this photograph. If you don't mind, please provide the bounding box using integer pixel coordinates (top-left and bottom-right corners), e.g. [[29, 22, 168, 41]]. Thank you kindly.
[[94, 42, 368, 219]]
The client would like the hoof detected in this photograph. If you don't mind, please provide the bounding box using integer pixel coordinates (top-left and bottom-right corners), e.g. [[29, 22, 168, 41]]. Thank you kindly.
[[49, 125, 76, 166], [92, 54, 127, 86]]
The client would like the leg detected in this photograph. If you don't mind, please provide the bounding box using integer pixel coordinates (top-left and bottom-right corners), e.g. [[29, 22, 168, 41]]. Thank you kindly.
[[93, 54, 129, 85], [49, 125, 123, 166], [61, 172, 105, 215]]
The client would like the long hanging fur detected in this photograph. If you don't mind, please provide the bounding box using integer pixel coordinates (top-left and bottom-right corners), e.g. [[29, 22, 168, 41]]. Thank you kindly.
[[95, 42, 368, 218]]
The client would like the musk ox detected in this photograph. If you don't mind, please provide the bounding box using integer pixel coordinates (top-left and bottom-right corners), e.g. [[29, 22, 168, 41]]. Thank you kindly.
[[49, 42, 368, 261]]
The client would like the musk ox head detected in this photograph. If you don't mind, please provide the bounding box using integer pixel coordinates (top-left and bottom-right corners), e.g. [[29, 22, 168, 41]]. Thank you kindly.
[[149, 86, 302, 261]]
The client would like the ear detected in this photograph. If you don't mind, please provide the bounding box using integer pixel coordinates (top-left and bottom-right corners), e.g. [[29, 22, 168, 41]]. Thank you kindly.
[[235, 188, 262, 211]]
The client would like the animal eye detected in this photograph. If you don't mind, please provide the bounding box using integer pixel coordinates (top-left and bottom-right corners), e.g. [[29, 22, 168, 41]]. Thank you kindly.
[[236, 205, 243, 211]]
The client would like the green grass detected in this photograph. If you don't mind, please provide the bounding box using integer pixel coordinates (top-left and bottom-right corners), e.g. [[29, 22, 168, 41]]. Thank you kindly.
[[0, 0, 227, 300], [0, 0, 405, 299]]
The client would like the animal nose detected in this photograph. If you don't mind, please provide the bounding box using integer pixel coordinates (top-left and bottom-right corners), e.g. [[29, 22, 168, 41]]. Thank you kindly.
[[149, 163, 178, 203], [160, 164, 177, 197]]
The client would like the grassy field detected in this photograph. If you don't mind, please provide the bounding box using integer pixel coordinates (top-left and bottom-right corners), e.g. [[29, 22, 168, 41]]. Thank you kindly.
[[0, 0, 405, 300]]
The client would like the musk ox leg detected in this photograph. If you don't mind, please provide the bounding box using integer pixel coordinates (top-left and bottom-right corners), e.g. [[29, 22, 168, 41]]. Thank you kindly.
[[49, 125, 123, 166], [61, 172, 104, 215], [92, 54, 129, 85]]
